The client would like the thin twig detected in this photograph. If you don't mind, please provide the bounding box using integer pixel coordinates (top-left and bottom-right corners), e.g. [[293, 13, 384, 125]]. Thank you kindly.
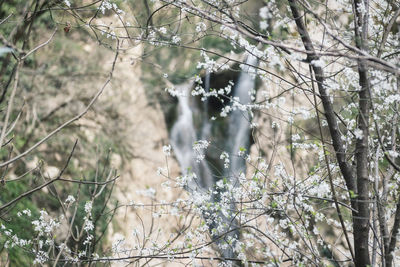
[[0, 140, 78, 212]]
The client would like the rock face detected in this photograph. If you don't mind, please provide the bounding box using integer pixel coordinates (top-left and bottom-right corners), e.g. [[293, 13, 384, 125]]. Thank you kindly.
[[100, 46, 187, 265]]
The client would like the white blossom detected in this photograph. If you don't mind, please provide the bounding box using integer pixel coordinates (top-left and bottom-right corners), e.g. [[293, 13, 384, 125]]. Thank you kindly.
[[162, 144, 172, 156], [354, 128, 364, 140], [64, 0, 71, 7], [65, 195, 76, 204]]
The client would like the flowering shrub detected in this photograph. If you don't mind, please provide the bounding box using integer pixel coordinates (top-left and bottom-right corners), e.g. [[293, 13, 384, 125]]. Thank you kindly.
[[0, 0, 399, 266]]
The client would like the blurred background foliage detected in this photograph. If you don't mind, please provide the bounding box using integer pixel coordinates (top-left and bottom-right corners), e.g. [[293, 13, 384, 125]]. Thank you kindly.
[[0, 1, 125, 264]]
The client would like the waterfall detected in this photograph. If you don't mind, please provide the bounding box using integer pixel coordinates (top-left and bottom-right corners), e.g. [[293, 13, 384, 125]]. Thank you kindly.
[[217, 54, 258, 260], [200, 71, 211, 140], [228, 55, 257, 181], [169, 55, 257, 261], [170, 55, 257, 188], [170, 82, 214, 192]]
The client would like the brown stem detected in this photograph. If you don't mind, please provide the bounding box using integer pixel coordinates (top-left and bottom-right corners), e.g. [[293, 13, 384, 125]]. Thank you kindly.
[[352, 0, 372, 265]]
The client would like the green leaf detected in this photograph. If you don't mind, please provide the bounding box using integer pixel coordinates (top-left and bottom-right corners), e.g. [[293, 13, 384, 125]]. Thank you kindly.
[[349, 190, 358, 199]]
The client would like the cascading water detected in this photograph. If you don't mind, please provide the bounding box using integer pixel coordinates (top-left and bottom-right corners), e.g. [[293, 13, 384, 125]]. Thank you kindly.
[[169, 55, 257, 261], [200, 71, 212, 140], [171, 56, 257, 189], [227, 55, 257, 181], [218, 54, 258, 260], [170, 82, 214, 192]]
